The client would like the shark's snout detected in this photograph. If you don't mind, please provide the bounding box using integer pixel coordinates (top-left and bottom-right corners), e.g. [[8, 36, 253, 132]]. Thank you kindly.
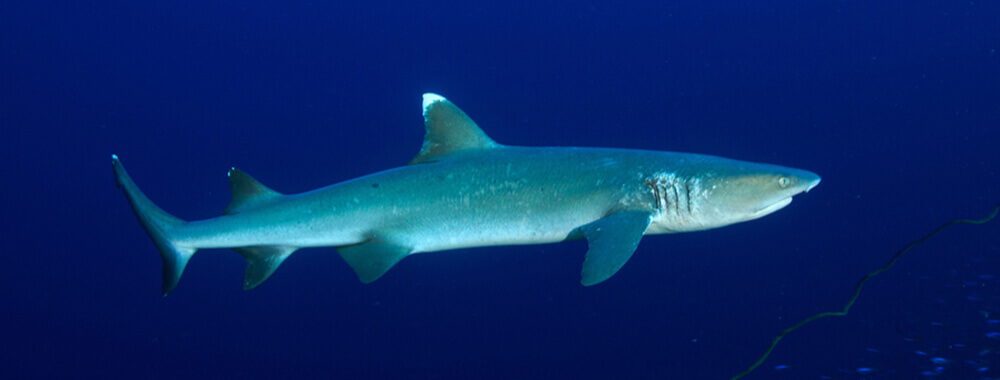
[[800, 172, 821, 193], [755, 172, 818, 215]]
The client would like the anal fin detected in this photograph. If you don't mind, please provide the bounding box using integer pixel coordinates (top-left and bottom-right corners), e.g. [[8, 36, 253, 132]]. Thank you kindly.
[[579, 210, 653, 286], [337, 238, 411, 283], [232, 246, 298, 290]]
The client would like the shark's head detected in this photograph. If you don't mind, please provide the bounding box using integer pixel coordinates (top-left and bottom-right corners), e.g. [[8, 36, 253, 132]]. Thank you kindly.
[[698, 161, 820, 227], [646, 158, 820, 233]]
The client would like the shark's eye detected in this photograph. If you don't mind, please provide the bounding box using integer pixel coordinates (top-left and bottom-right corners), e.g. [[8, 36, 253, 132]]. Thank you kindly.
[[778, 177, 791, 188]]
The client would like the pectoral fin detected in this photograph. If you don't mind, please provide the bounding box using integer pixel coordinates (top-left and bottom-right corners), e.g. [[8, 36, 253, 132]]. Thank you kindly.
[[337, 239, 411, 283], [579, 210, 653, 286]]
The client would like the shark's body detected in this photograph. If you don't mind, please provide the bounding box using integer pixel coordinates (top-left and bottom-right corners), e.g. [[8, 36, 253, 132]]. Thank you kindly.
[[114, 94, 820, 295]]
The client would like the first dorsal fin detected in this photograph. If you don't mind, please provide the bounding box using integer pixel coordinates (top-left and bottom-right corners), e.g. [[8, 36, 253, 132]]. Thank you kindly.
[[408, 93, 502, 165], [224, 168, 282, 215]]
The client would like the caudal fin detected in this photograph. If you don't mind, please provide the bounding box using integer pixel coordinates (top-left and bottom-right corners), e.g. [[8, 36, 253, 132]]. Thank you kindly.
[[112, 155, 195, 296]]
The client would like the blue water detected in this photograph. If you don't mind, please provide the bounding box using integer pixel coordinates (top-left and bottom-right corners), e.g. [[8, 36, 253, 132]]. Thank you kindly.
[[2, 1, 998, 378]]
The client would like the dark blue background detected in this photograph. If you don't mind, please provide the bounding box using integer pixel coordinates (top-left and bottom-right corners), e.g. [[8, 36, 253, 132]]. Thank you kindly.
[[2, 1, 998, 378]]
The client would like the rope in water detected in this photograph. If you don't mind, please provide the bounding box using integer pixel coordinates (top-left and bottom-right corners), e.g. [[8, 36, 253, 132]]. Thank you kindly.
[[732, 202, 1000, 380]]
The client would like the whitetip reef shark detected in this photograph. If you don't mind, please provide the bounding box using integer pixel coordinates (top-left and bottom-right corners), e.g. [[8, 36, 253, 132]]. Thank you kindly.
[[113, 93, 820, 295]]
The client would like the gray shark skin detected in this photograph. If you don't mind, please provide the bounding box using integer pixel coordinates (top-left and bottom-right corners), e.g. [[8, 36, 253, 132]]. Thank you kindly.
[[113, 93, 820, 295]]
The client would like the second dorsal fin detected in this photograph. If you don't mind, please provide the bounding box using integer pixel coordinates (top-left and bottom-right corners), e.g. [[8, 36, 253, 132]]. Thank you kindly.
[[408, 93, 502, 165], [224, 168, 283, 215]]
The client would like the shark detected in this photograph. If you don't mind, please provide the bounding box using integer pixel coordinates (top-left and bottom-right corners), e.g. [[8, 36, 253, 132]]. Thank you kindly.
[[113, 93, 820, 295]]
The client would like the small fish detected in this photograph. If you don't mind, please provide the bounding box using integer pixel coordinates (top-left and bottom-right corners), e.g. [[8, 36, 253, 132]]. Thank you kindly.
[[856, 367, 874, 373], [985, 332, 1000, 339], [930, 357, 949, 365], [774, 365, 789, 370]]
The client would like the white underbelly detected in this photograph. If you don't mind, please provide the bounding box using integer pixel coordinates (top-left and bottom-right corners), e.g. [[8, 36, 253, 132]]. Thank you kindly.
[[406, 223, 578, 254]]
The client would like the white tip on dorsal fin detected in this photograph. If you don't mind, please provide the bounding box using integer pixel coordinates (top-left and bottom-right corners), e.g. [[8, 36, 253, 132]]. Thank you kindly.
[[409, 93, 502, 165], [224, 168, 283, 215], [422, 93, 446, 116]]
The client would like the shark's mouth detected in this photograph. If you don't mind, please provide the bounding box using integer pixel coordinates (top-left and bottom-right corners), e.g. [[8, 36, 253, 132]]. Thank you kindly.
[[753, 197, 793, 217], [805, 178, 821, 192]]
